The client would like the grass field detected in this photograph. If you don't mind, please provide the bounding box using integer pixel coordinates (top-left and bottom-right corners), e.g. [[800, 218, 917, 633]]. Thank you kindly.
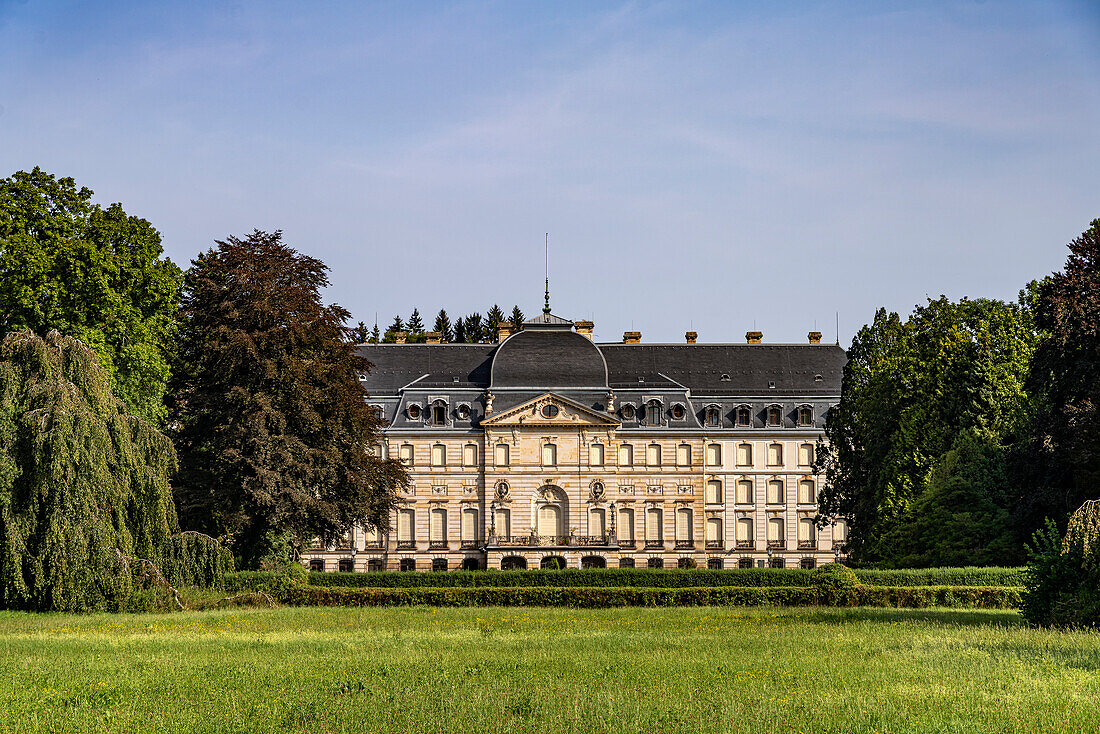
[[1, 606, 1098, 733]]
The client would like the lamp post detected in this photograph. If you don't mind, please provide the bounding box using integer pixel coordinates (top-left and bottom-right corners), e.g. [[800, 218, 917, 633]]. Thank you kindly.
[[609, 501, 617, 544]]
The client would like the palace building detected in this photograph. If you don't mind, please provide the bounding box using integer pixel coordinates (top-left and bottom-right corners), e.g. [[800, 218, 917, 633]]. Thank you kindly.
[[301, 308, 848, 572]]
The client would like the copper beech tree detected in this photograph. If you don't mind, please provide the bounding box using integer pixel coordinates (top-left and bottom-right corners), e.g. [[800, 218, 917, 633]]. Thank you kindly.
[[169, 230, 407, 567]]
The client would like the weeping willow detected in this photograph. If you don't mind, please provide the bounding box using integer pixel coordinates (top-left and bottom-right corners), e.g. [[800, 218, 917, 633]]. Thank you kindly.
[[0, 330, 178, 612]]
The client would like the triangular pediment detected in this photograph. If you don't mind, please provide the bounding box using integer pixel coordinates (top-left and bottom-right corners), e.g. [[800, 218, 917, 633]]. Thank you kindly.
[[482, 393, 619, 427]]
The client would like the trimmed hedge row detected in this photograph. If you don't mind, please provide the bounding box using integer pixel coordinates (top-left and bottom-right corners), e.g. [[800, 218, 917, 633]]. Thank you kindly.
[[280, 584, 1022, 609]]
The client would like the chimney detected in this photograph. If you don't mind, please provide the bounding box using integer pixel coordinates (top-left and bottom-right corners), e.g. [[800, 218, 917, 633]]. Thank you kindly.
[[808, 331, 822, 344], [425, 332, 441, 344], [395, 331, 407, 344], [623, 331, 641, 344], [574, 320, 594, 340], [746, 331, 762, 344], [685, 331, 698, 344]]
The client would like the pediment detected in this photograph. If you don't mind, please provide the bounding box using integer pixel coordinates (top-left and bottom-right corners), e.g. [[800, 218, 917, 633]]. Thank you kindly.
[[481, 393, 619, 428]]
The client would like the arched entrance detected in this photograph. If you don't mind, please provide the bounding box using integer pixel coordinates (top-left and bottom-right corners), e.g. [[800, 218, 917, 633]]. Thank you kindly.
[[581, 555, 606, 569], [501, 555, 527, 571], [534, 485, 568, 543], [540, 555, 567, 570]]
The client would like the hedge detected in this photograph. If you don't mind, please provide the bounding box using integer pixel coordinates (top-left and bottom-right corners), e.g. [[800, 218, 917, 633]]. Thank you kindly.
[[279, 584, 1022, 609], [288, 566, 1025, 590]]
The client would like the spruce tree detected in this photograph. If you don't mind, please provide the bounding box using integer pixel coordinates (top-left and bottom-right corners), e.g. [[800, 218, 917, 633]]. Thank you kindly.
[[349, 321, 371, 343], [406, 308, 425, 334], [486, 304, 505, 334], [463, 313, 485, 343], [433, 309, 453, 342], [0, 330, 177, 611], [510, 305, 525, 329], [169, 230, 408, 566], [370, 323, 381, 344], [452, 318, 467, 344], [383, 315, 404, 343]]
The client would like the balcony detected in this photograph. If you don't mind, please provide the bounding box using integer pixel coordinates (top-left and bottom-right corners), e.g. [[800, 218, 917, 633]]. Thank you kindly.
[[675, 540, 695, 550], [644, 540, 664, 549], [767, 540, 786, 550], [798, 540, 817, 550], [428, 541, 449, 550], [396, 540, 416, 550], [618, 539, 636, 549], [460, 540, 479, 550], [736, 540, 755, 550], [705, 540, 724, 550], [489, 534, 616, 547], [365, 540, 384, 549]]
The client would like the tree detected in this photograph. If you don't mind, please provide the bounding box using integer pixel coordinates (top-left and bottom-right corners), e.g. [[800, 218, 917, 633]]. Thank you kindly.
[[452, 317, 467, 344], [485, 304, 505, 335], [1021, 500, 1100, 628], [349, 321, 371, 343], [462, 313, 485, 343], [0, 168, 182, 424], [383, 315, 404, 343], [169, 230, 408, 567], [433, 309, 453, 342], [406, 308, 425, 334], [0, 330, 177, 611], [510, 305, 525, 329], [816, 296, 1038, 565], [1019, 220, 1100, 539], [370, 323, 381, 344]]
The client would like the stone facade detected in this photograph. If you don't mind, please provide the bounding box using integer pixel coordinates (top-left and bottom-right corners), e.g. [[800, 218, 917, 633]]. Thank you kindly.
[[301, 312, 848, 572]]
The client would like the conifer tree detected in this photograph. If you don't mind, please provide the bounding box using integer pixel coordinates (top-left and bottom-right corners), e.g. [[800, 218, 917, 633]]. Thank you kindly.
[[406, 308, 425, 334], [0, 330, 177, 611], [452, 317, 467, 344], [433, 309, 453, 342], [463, 313, 485, 343], [486, 304, 505, 334], [349, 321, 371, 343], [510, 305, 525, 329], [383, 315, 404, 343], [370, 323, 380, 344]]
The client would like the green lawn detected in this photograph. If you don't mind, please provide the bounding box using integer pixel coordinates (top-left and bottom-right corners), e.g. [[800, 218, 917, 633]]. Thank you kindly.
[[1, 606, 1098, 733]]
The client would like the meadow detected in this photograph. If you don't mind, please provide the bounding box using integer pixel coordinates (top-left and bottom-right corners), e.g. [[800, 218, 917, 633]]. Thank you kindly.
[[1, 606, 1098, 733]]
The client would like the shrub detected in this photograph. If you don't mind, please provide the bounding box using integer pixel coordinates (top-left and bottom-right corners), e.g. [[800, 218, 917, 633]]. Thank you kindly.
[[1022, 504, 1100, 628], [812, 564, 861, 606], [159, 532, 234, 589]]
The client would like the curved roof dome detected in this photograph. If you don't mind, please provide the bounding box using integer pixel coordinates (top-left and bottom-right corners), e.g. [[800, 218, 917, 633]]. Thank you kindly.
[[491, 319, 608, 389]]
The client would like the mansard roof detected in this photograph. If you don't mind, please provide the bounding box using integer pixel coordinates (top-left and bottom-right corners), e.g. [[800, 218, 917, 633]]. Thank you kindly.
[[490, 324, 609, 390]]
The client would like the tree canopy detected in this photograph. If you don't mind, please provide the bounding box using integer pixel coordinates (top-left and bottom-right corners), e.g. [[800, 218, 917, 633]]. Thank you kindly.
[[0, 168, 182, 424], [0, 330, 177, 611], [169, 230, 408, 567]]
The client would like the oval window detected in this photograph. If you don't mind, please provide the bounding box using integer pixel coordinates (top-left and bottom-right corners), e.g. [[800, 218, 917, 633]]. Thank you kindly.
[[407, 404, 422, 420], [541, 404, 559, 418], [456, 404, 470, 420], [622, 404, 636, 420], [671, 404, 686, 420]]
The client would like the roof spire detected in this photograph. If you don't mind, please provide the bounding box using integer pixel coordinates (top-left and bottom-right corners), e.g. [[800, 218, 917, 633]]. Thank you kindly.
[[543, 232, 551, 314]]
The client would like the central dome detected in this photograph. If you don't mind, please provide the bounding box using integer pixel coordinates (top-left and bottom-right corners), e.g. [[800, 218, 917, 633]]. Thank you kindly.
[[490, 315, 608, 389]]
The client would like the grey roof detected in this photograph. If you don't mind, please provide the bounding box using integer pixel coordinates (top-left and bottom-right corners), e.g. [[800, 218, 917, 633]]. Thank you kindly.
[[355, 344, 494, 394], [491, 328, 609, 389], [523, 312, 573, 326]]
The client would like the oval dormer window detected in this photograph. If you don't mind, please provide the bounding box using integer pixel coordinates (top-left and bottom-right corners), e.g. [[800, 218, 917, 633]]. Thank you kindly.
[[456, 404, 471, 420], [407, 404, 422, 421], [541, 404, 559, 418], [671, 404, 686, 420], [621, 404, 636, 420]]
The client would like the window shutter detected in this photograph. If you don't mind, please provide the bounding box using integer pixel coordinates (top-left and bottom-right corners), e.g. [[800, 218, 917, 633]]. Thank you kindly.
[[495, 443, 509, 466], [799, 480, 815, 504], [737, 443, 752, 466], [677, 444, 690, 466], [430, 508, 446, 541], [677, 508, 692, 541], [646, 508, 662, 541], [768, 480, 784, 505], [799, 518, 815, 542], [463, 444, 476, 466], [495, 509, 511, 537], [737, 480, 753, 504], [619, 444, 633, 466], [799, 443, 813, 466], [737, 517, 753, 541], [706, 480, 722, 504], [591, 444, 604, 466], [647, 443, 661, 466], [590, 509, 605, 536], [768, 517, 784, 541], [706, 517, 721, 542], [619, 508, 634, 540], [398, 510, 413, 541], [432, 444, 445, 466], [706, 444, 721, 465], [462, 508, 477, 541]]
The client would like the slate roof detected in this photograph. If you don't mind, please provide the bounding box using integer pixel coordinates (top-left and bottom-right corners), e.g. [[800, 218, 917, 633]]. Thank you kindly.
[[355, 344, 494, 393], [491, 328, 608, 389]]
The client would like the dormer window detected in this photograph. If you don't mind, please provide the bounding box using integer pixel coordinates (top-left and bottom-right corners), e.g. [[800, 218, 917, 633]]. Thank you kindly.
[[621, 404, 636, 421], [407, 404, 422, 421], [646, 400, 663, 426], [798, 405, 814, 427], [671, 403, 686, 421], [430, 401, 448, 426], [767, 405, 782, 427], [704, 405, 721, 428], [736, 405, 751, 427], [456, 404, 471, 420]]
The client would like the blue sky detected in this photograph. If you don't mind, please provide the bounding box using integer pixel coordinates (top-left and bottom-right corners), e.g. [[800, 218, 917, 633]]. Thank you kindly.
[[2, 0, 1097, 344]]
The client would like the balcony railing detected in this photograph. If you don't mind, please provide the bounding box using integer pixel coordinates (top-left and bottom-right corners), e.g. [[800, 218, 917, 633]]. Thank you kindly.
[[365, 540, 384, 549], [705, 540, 724, 550], [736, 540, 755, 550], [798, 540, 817, 550], [490, 534, 616, 547], [396, 540, 416, 550], [618, 539, 636, 549], [460, 540, 479, 549], [644, 540, 664, 549], [675, 540, 695, 549], [767, 540, 786, 550], [428, 541, 448, 550]]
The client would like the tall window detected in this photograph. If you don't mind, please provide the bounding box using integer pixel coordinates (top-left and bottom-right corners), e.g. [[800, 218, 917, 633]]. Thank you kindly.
[[430, 508, 447, 545], [589, 508, 606, 537], [798, 443, 814, 466], [767, 479, 785, 505], [431, 403, 447, 426], [705, 406, 721, 427], [736, 443, 753, 466], [736, 405, 752, 427], [647, 443, 662, 467], [398, 509, 414, 544], [799, 480, 815, 504], [462, 507, 478, 545], [736, 517, 754, 544], [767, 405, 782, 427], [767, 442, 783, 466], [541, 442, 557, 466], [537, 504, 562, 537], [494, 443, 509, 466], [705, 480, 723, 504], [798, 405, 814, 427], [647, 400, 663, 426], [646, 507, 663, 544], [399, 444, 414, 466], [676, 507, 693, 544], [737, 479, 754, 504], [463, 444, 477, 467], [706, 443, 721, 466], [619, 443, 634, 466], [799, 517, 816, 546], [431, 443, 446, 467], [494, 507, 511, 537], [834, 519, 848, 545], [619, 507, 635, 543], [706, 517, 723, 545], [768, 517, 785, 545], [590, 443, 605, 466], [676, 443, 691, 467]]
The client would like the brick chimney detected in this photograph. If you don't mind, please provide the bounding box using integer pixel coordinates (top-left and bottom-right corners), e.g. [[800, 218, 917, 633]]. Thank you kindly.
[[623, 331, 641, 344], [497, 324, 514, 342], [685, 331, 698, 344], [574, 320, 594, 340], [808, 331, 822, 344], [425, 332, 441, 344], [746, 331, 762, 344], [394, 331, 407, 344]]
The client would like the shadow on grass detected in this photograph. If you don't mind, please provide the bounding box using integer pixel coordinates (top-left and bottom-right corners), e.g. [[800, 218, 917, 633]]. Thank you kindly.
[[788, 607, 1025, 629]]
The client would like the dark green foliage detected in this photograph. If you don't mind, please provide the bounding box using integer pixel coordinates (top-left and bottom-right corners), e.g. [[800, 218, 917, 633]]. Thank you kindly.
[[485, 305, 505, 334], [433, 309, 453, 342], [451, 317, 467, 343], [370, 323, 380, 344], [169, 230, 409, 567], [405, 308, 424, 335], [510, 305, 525, 329], [1019, 220, 1100, 538], [0, 168, 183, 424], [348, 321, 371, 344], [0, 330, 177, 612], [812, 563, 861, 606], [158, 531, 233, 588], [280, 584, 1020, 609], [461, 313, 485, 343], [817, 297, 1037, 565], [1021, 503, 1100, 628]]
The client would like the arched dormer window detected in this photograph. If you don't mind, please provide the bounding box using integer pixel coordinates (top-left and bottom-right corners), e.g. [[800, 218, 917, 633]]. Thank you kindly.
[[621, 403, 637, 421], [735, 404, 752, 427], [766, 404, 783, 427], [429, 399, 448, 426], [646, 400, 663, 426], [704, 404, 722, 428], [406, 403, 423, 421], [797, 404, 814, 427], [671, 403, 686, 421]]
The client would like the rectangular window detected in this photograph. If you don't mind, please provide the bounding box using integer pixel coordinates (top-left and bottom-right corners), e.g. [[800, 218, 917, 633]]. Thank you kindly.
[[462, 508, 478, 543], [647, 443, 661, 467], [494, 508, 511, 537], [542, 443, 557, 466], [705, 480, 723, 504], [767, 443, 783, 466], [737, 479, 754, 504], [398, 509, 414, 542], [736, 517, 753, 542], [590, 443, 605, 466], [706, 443, 721, 466], [619, 508, 635, 541], [799, 480, 815, 504], [799, 518, 816, 543], [676, 444, 690, 467], [737, 443, 752, 466], [768, 517, 785, 542], [736, 406, 751, 427], [399, 444, 414, 466], [768, 479, 785, 505], [798, 443, 814, 466], [646, 508, 663, 542], [589, 508, 606, 537], [706, 517, 723, 542], [676, 508, 693, 543], [767, 406, 782, 427], [494, 443, 509, 466], [619, 444, 634, 466], [463, 444, 477, 467], [834, 520, 848, 544], [430, 508, 447, 544], [431, 444, 446, 467]]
